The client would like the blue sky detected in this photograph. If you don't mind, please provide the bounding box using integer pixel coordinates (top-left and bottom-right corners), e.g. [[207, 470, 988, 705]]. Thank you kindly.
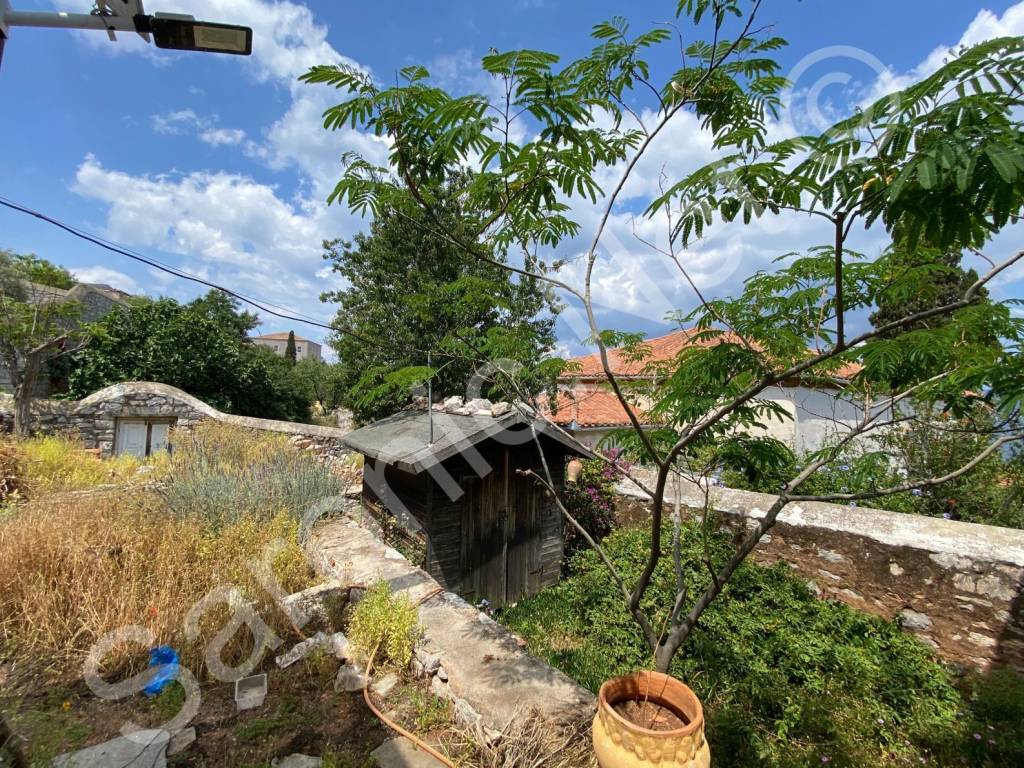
[[1, 0, 1022, 358]]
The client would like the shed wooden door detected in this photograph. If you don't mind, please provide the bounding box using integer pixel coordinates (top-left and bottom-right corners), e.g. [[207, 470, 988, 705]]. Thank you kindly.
[[460, 467, 544, 606], [116, 420, 148, 458]]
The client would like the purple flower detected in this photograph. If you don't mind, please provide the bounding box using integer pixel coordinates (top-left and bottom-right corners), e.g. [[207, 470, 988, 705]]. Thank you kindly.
[[974, 733, 982, 741], [820, 758, 830, 764]]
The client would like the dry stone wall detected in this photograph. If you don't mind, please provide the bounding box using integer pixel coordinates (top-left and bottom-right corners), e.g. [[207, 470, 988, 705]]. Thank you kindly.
[[0, 381, 351, 458], [616, 474, 1024, 671]]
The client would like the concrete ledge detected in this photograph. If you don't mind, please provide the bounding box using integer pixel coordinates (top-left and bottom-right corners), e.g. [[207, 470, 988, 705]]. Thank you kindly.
[[616, 470, 1024, 670], [617, 472, 1024, 567], [1, 381, 351, 454], [75, 382, 351, 440], [306, 506, 595, 733]]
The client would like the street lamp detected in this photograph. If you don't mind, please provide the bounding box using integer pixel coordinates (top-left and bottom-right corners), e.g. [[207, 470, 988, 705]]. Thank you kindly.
[[0, 1, 252, 69]]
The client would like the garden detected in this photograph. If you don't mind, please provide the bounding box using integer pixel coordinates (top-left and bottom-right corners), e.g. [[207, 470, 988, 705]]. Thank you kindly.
[[501, 517, 1024, 768], [0, 426, 472, 767]]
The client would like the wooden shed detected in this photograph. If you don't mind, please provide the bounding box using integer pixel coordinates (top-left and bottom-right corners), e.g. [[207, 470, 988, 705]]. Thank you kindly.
[[343, 408, 586, 606]]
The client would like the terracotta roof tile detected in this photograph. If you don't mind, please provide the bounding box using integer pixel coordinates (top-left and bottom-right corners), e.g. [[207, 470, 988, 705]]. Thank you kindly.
[[562, 328, 862, 381], [543, 390, 648, 428], [252, 332, 317, 342]]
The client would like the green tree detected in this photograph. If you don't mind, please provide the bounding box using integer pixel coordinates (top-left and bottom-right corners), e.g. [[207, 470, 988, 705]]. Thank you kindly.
[[285, 330, 297, 365], [4, 252, 75, 290], [305, 5, 1024, 673], [0, 251, 84, 435], [320, 178, 560, 423], [869, 247, 982, 335], [188, 290, 259, 338], [289, 357, 346, 415], [66, 291, 309, 422]]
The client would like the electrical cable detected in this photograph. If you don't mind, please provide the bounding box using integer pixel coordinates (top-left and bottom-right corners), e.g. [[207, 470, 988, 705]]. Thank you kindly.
[[0, 193, 500, 374], [0, 195, 390, 348]]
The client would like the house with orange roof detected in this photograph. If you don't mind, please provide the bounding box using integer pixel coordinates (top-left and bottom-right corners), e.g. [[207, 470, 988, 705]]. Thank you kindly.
[[551, 328, 866, 454]]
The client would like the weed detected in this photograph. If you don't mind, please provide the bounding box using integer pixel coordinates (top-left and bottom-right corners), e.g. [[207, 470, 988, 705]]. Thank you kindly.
[[6, 434, 141, 496], [236, 698, 306, 744], [401, 685, 452, 732], [5, 701, 90, 765], [348, 582, 422, 670], [151, 681, 187, 722], [301, 645, 337, 683], [321, 746, 375, 768], [160, 422, 345, 528]]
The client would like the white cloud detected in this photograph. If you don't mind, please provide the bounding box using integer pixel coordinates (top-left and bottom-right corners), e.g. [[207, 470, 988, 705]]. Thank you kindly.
[[71, 154, 350, 320], [861, 3, 1024, 103], [546, 3, 1024, 342], [151, 109, 201, 135], [66, 0, 1024, 349], [151, 109, 248, 146], [70, 0, 373, 332], [199, 127, 247, 146]]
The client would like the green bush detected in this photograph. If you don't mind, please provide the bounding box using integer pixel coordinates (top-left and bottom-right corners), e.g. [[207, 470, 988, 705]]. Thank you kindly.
[[160, 422, 346, 528], [349, 582, 422, 670], [501, 522, 1024, 767], [561, 453, 623, 563], [719, 401, 1024, 530]]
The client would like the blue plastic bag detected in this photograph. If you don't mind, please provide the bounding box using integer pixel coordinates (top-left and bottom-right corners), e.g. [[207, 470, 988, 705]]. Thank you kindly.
[[143, 645, 179, 696]]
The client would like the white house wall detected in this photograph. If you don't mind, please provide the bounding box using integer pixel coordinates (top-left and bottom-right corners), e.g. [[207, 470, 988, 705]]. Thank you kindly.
[[558, 383, 880, 457]]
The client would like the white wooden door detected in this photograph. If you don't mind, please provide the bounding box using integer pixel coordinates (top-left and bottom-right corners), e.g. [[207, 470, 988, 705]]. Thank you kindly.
[[150, 422, 170, 454], [116, 420, 148, 458]]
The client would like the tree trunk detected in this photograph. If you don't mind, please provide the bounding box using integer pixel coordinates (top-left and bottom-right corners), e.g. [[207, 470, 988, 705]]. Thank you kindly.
[[12, 355, 39, 437]]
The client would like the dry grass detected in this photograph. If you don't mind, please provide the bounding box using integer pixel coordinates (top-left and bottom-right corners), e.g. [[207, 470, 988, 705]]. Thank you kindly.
[[7, 434, 143, 496], [0, 491, 314, 684], [441, 711, 597, 768], [0, 426, 327, 686]]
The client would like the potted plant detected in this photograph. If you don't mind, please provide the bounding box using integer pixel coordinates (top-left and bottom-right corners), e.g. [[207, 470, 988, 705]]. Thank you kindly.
[[306, 1, 1024, 763], [593, 671, 709, 768]]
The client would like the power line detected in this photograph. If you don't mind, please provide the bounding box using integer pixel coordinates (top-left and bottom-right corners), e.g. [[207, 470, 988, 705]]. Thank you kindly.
[[0, 194, 393, 350]]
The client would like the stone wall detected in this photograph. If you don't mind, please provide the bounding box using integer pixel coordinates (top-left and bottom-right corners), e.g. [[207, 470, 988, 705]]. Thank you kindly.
[[615, 475, 1024, 671], [0, 381, 352, 458]]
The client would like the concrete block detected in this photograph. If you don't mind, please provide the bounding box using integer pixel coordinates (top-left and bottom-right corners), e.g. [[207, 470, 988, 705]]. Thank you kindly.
[[53, 729, 169, 768], [371, 738, 448, 768]]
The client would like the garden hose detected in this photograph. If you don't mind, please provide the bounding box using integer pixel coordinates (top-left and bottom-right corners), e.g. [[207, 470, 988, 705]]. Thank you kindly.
[[361, 586, 454, 768]]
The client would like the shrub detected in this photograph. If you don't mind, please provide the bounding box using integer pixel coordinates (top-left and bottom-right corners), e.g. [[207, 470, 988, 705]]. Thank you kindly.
[[8, 434, 141, 496], [348, 582, 422, 670], [160, 422, 346, 527], [499, 522, 1022, 767], [562, 452, 624, 562], [0, 423, 325, 684]]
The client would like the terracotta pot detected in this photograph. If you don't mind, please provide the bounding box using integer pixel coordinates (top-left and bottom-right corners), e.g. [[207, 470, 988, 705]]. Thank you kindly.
[[592, 671, 710, 768]]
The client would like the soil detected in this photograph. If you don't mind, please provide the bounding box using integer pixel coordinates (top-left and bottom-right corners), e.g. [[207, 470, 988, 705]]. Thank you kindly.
[[1, 652, 454, 767], [613, 699, 688, 731]]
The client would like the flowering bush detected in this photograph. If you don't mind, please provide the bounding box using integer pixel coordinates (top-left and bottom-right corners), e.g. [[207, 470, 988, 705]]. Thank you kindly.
[[561, 449, 630, 565]]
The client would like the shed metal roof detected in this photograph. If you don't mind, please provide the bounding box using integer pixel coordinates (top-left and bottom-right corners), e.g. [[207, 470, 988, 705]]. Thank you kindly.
[[342, 408, 588, 474]]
